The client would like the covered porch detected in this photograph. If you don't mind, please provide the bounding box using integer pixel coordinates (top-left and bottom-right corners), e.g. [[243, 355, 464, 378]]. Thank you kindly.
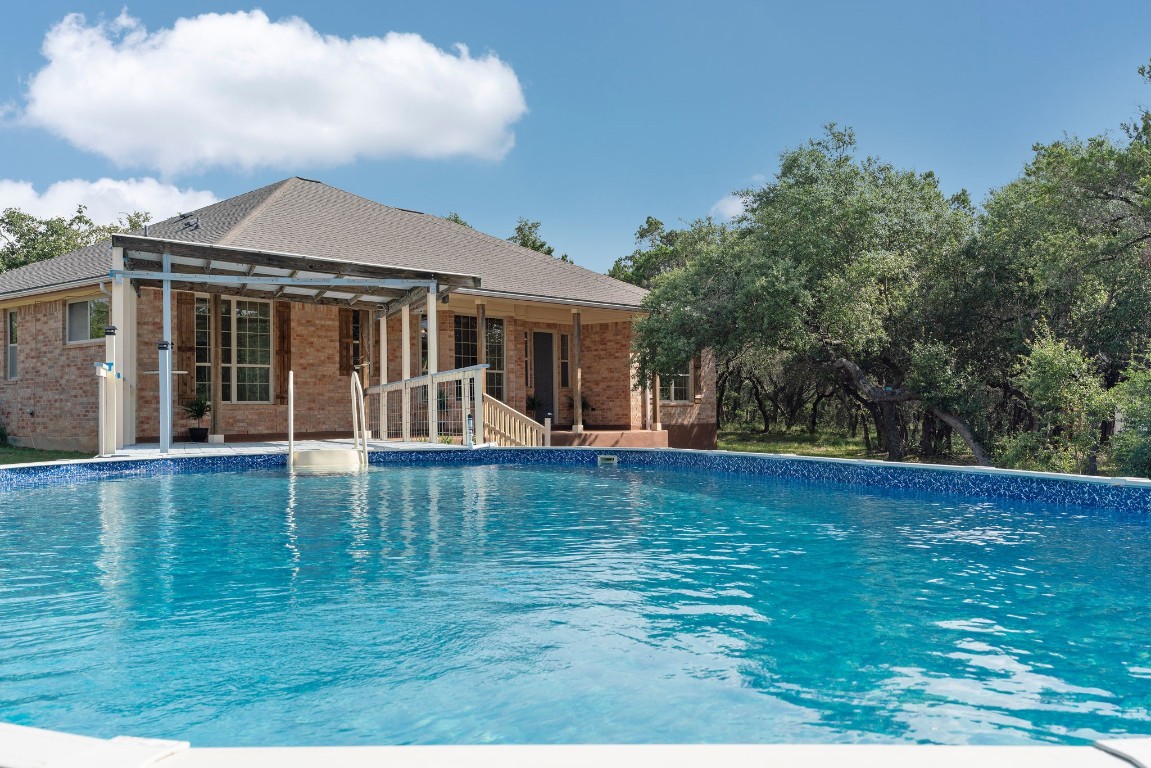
[[99, 235, 664, 456]]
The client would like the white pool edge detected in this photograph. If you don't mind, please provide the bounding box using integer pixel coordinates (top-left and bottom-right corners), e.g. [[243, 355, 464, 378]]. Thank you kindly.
[[3, 723, 1150, 768]]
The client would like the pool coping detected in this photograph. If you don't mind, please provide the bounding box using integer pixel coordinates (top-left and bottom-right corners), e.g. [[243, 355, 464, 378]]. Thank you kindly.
[[1, 722, 1148, 768], [3, 444, 1150, 513]]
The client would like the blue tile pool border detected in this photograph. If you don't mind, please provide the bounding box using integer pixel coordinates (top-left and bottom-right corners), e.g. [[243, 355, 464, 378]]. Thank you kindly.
[[2, 446, 1150, 513]]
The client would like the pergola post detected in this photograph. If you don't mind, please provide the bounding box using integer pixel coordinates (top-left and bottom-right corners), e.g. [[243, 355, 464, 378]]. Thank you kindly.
[[401, 303, 411, 441], [426, 284, 439, 441], [378, 314, 388, 440], [209, 293, 223, 442], [571, 309, 583, 434], [158, 252, 173, 453], [109, 246, 128, 450]]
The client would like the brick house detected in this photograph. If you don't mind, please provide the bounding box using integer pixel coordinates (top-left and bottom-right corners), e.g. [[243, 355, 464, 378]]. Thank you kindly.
[[0, 178, 716, 453]]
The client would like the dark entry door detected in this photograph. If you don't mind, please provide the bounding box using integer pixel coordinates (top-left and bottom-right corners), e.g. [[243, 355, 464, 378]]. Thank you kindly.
[[532, 332, 555, 422]]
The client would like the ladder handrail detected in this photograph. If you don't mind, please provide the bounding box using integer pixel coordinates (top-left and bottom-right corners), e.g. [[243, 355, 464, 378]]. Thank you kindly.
[[351, 371, 368, 468], [288, 370, 295, 463]]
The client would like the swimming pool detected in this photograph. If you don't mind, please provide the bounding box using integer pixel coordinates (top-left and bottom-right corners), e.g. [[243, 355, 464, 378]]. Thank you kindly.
[[1, 451, 1149, 747]]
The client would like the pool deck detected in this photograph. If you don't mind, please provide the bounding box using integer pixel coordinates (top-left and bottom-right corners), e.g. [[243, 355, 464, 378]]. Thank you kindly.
[[2, 721, 1150, 768]]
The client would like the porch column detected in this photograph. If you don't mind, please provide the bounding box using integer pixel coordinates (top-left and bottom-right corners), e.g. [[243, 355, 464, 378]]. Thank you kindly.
[[401, 304, 411, 441], [652, 374, 662, 431], [426, 284, 438, 375], [572, 309, 583, 434], [158, 252, 173, 453], [378, 315, 388, 439], [426, 284, 438, 441], [209, 294, 223, 442], [477, 302, 487, 367]]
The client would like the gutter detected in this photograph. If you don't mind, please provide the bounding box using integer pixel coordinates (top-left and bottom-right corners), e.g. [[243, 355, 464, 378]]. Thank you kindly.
[[456, 287, 647, 313], [0, 277, 105, 303]]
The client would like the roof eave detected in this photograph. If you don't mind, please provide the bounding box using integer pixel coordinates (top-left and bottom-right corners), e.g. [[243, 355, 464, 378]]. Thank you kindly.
[[456, 287, 647, 313]]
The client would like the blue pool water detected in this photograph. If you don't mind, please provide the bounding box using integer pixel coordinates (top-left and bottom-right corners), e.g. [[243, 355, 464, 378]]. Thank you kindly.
[[1, 461, 1149, 746]]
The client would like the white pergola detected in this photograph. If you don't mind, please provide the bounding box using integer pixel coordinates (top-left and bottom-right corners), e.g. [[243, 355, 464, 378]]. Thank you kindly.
[[106, 235, 480, 454]]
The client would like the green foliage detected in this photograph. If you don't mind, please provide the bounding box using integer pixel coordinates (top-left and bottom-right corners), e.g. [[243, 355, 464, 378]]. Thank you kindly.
[[181, 397, 212, 424], [997, 334, 1112, 474], [443, 211, 473, 228], [0, 206, 151, 272], [508, 218, 571, 262], [1109, 361, 1151, 477]]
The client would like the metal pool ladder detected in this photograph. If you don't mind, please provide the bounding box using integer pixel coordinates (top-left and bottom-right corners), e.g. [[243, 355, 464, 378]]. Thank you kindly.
[[287, 370, 369, 471]]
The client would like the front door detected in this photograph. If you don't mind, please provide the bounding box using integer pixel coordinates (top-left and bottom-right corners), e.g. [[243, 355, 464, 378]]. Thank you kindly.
[[532, 332, 555, 422]]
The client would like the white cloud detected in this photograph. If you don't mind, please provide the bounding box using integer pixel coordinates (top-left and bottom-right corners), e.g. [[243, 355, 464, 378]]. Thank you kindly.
[[21, 10, 528, 174], [0, 178, 218, 224], [709, 194, 745, 221]]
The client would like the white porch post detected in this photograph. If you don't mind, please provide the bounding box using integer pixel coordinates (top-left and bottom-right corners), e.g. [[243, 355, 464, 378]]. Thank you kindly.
[[572, 309, 583, 434], [401, 303, 411, 441], [426, 284, 438, 442], [378, 315, 388, 440], [652, 374, 662, 432], [158, 252, 174, 453]]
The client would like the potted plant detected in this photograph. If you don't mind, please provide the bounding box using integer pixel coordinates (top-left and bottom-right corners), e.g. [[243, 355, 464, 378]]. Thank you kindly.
[[182, 396, 212, 442], [526, 394, 545, 423]]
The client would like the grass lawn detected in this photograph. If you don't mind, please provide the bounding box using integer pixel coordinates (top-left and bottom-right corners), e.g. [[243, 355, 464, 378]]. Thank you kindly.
[[719, 429, 874, 459], [0, 444, 93, 466], [718, 428, 978, 466]]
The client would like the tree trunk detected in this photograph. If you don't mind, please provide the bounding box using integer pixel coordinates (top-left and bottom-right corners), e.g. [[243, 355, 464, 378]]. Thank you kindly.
[[749, 380, 773, 434], [929, 406, 991, 466], [878, 401, 903, 461]]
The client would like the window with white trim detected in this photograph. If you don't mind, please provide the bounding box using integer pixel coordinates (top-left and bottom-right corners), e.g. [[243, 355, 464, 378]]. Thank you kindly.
[[659, 358, 697, 403], [453, 315, 505, 402], [194, 297, 272, 403], [6, 310, 15, 380], [66, 298, 108, 343]]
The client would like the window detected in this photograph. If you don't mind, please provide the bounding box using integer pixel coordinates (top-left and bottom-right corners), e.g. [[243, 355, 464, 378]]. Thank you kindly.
[[524, 332, 531, 387], [559, 334, 570, 388], [659, 358, 696, 403], [339, 308, 365, 376], [6, 310, 15, 380], [66, 298, 108, 342], [194, 297, 272, 403], [419, 314, 429, 375], [453, 315, 505, 402], [195, 298, 211, 399]]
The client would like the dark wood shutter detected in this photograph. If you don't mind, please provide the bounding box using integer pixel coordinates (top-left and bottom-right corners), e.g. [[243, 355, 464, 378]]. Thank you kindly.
[[175, 293, 196, 403], [275, 301, 292, 405], [338, 308, 353, 376]]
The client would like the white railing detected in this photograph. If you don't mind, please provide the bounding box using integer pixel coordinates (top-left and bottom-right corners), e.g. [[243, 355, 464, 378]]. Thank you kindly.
[[367, 364, 488, 446], [483, 394, 552, 447]]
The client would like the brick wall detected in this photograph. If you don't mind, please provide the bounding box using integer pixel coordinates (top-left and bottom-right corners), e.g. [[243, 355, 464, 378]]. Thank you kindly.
[[136, 290, 363, 440], [658, 348, 718, 449], [0, 298, 105, 451], [0, 289, 716, 449]]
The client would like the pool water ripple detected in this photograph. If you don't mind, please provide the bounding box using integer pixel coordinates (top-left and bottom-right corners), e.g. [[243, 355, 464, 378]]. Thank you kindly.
[[1, 463, 1149, 746]]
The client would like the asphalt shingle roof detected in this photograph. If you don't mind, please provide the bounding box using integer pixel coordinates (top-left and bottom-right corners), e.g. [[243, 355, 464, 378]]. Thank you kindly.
[[0, 178, 648, 308]]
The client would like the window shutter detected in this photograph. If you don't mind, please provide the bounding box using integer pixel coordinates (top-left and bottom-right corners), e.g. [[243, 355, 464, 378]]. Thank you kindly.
[[339, 307, 353, 376], [175, 293, 196, 403], [275, 301, 292, 405]]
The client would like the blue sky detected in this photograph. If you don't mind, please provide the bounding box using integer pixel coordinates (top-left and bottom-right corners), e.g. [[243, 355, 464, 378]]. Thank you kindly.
[[2, 1, 1151, 273]]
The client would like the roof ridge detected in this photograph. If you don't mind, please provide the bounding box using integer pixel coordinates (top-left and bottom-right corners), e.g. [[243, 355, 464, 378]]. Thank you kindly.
[[215, 178, 297, 247]]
